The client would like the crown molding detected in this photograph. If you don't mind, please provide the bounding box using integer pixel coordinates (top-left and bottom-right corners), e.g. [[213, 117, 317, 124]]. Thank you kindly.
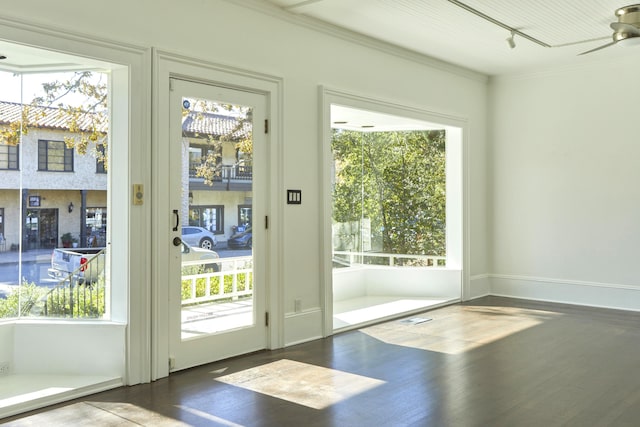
[[223, 0, 488, 84]]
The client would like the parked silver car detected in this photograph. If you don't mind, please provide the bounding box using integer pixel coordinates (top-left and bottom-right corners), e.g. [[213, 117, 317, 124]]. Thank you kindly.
[[181, 226, 217, 250]]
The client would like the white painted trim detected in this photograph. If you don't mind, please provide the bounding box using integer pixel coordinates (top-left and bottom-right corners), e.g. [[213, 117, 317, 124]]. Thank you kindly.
[[284, 308, 323, 347], [225, 0, 487, 84], [151, 50, 284, 380], [489, 274, 640, 312]]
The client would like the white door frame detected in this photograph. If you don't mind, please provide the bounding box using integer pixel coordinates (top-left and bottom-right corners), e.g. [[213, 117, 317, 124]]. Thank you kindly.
[[152, 50, 284, 380]]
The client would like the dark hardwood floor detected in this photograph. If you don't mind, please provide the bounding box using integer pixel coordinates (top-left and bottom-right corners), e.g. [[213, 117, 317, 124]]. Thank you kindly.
[[3, 296, 640, 426]]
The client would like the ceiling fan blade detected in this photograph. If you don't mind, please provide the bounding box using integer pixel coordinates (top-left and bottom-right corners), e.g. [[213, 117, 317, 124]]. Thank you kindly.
[[578, 41, 617, 55], [611, 22, 640, 35]]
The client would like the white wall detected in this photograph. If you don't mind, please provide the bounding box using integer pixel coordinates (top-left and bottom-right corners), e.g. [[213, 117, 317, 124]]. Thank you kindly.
[[489, 57, 640, 310], [333, 267, 461, 301], [12, 323, 126, 376], [1, 0, 489, 349]]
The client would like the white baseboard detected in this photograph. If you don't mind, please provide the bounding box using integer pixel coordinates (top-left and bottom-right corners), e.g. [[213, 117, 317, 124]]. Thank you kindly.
[[490, 274, 640, 312], [283, 308, 323, 347]]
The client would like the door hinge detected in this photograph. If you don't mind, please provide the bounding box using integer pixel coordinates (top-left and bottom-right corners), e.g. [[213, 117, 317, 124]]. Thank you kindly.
[[264, 119, 269, 134], [265, 312, 269, 327], [265, 215, 269, 229]]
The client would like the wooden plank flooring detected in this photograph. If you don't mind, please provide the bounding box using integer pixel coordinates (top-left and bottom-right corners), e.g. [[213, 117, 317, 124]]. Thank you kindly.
[[3, 296, 640, 426]]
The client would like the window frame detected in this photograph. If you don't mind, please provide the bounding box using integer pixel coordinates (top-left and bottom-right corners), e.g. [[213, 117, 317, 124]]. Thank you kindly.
[[0, 144, 19, 170], [96, 144, 107, 174], [237, 204, 252, 228], [38, 139, 74, 172], [0, 207, 4, 239], [188, 205, 224, 234]]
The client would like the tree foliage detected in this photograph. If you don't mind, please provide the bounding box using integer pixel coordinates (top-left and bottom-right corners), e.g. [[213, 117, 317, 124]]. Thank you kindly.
[[0, 71, 109, 168], [332, 129, 446, 257], [0, 281, 47, 318]]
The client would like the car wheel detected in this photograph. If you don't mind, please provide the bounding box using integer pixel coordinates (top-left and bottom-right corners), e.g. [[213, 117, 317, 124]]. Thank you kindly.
[[200, 237, 214, 250]]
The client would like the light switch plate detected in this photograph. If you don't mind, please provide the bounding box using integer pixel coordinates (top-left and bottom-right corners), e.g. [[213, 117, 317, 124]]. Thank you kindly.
[[287, 189, 302, 205]]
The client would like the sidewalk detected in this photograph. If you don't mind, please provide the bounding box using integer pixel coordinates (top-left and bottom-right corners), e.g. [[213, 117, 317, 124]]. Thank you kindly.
[[0, 248, 53, 265]]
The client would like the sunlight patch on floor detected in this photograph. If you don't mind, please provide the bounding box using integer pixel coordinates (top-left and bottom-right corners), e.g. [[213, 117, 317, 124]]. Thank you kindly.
[[362, 304, 563, 355], [214, 359, 385, 410]]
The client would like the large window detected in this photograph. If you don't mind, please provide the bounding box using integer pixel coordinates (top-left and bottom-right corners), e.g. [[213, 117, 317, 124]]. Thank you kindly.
[[0, 144, 18, 170], [327, 100, 463, 332], [189, 205, 224, 234], [38, 140, 74, 172], [1, 69, 110, 321], [332, 128, 446, 265]]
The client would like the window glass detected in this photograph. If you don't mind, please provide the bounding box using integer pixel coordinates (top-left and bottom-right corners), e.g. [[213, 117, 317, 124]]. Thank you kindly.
[[189, 206, 224, 234], [0, 144, 19, 170], [332, 128, 446, 266], [38, 140, 74, 172], [0, 69, 110, 320]]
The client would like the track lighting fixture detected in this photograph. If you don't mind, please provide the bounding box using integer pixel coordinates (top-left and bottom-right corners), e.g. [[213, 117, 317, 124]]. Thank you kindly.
[[506, 31, 516, 49]]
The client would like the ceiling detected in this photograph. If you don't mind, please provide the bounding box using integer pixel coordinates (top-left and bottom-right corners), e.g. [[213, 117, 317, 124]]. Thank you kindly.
[[0, 40, 112, 74], [262, 0, 640, 76]]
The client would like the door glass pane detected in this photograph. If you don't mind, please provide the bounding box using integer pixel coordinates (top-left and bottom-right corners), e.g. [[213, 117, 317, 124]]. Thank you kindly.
[[179, 96, 254, 340]]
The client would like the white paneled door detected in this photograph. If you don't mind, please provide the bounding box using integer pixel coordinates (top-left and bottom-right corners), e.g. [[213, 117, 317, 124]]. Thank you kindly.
[[168, 78, 268, 371]]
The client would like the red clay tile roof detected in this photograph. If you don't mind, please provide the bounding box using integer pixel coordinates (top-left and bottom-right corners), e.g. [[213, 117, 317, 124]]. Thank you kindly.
[[182, 110, 251, 140], [0, 100, 251, 139], [0, 100, 107, 132]]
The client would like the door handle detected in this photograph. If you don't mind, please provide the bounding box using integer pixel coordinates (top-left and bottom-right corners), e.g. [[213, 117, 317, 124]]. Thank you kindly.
[[172, 209, 179, 231], [173, 236, 182, 247]]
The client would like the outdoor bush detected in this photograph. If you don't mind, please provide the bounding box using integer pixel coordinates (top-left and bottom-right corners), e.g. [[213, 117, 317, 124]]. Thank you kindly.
[[181, 271, 252, 302], [0, 281, 47, 318]]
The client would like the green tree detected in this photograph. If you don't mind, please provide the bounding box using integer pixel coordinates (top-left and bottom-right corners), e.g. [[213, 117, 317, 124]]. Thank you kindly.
[[332, 129, 446, 258]]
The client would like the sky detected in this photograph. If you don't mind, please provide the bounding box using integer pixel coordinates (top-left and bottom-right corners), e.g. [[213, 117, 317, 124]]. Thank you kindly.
[[0, 70, 104, 106]]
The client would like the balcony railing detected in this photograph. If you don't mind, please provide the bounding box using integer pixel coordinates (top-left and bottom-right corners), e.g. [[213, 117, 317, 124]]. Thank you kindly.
[[333, 251, 446, 268], [181, 256, 253, 305], [41, 249, 106, 318], [189, 163, 252, 181]]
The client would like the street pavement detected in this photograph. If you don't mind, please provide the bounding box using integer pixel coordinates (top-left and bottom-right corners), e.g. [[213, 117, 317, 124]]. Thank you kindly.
[[0, 247, 52, 265]]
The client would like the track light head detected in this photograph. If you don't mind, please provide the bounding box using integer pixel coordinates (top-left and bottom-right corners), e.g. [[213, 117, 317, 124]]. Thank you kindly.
[[506, 31, 516, 49]]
